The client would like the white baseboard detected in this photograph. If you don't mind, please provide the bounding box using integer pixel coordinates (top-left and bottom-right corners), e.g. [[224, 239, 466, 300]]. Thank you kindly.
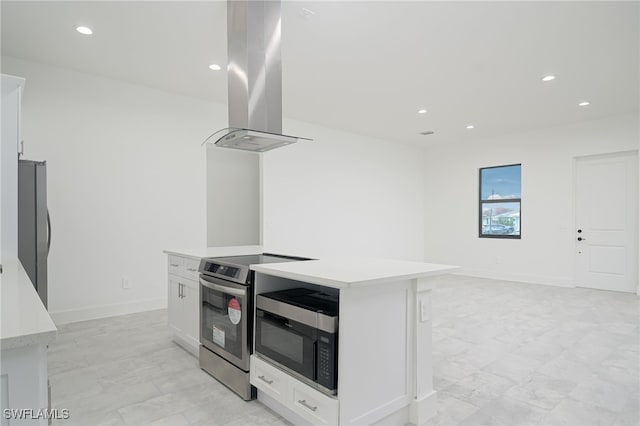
[[409, 390, 437, 426], [454, 269, 574, 288], [49, 298, 167, 325]]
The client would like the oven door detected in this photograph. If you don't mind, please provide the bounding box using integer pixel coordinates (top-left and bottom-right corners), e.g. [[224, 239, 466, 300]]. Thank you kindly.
[[255, 308, 317, 382], [199, 275, 250, 371]]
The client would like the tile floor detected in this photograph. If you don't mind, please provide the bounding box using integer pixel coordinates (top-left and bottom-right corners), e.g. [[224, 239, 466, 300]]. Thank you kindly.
[[430, 275, 639, 426], [48, 275, 639, 426]]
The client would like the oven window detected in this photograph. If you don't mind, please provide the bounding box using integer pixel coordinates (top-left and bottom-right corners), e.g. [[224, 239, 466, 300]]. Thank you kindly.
[[261, 320, 304, 364], [201, 286, 243, 359]]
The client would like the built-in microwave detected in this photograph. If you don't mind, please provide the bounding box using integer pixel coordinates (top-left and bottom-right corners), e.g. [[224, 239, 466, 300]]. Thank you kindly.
[[255, 288, 339, 396]]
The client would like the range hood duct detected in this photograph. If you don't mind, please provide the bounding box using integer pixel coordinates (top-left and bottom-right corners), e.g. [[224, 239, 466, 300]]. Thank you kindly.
[[204, 0, 310, 152]]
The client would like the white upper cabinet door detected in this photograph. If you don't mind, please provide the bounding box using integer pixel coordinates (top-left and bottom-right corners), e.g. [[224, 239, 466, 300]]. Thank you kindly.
[[1, 74, 25, 260]]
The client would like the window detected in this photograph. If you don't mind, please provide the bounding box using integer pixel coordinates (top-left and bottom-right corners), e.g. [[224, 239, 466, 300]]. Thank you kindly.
[[479, 164, 521, 238]]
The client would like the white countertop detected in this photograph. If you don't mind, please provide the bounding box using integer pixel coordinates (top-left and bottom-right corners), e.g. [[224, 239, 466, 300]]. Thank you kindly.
[[251, 257, 459, 289], [1, 258, 57, 350], [163, 245, 263, 260]]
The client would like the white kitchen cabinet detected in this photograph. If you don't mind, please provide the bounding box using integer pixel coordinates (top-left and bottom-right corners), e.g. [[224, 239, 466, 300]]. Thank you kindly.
[[251, 355, 339, 426], [167, 277, 182, 335], [182, 280, 200, 347], [1, 74, 24, 260], [167, 255, 200, 356]]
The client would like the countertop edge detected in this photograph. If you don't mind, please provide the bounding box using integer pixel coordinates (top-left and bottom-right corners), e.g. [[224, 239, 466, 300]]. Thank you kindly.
[[251, 263, 461, 289], [163, 246, 263, 260], [1, 259, 58, 350], [1, 328, 57, 351]]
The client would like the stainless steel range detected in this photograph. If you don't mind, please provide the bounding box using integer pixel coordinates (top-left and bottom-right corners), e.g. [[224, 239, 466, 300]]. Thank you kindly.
[[198, 254, 309, 400]]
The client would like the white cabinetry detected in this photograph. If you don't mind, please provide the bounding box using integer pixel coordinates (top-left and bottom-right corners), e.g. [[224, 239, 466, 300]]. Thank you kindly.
[[167, 255, 200, 356], [251, 355, 339, 425], [251, 259, 459, 425], [1, 74, 24, 260]]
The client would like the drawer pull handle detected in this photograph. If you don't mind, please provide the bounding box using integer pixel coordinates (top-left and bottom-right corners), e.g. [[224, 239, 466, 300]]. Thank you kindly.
[[170, 263, 180, 267], [258, 375, 273, 385], [298, 399, 318, 412], [187, 268, 197, 272]]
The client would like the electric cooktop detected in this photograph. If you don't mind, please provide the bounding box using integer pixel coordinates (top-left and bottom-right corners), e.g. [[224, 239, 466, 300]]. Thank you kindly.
[[199, 253, 311, 285]]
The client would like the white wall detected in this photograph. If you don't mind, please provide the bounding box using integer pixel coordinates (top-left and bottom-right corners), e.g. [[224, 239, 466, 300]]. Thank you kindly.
[[2, 56, 216, 322], [2, 56, 426, 323], [262, 121, 425, 261], [423, 113, 639, 286]]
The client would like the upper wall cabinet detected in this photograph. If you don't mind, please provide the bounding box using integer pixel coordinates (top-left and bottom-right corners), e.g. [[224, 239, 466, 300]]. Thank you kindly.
[[1, 74, 25, 260]]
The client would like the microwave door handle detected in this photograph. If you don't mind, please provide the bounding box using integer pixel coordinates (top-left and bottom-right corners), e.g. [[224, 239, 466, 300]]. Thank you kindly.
[[313, 340, 318, 381], [199, 278, 246, 297]]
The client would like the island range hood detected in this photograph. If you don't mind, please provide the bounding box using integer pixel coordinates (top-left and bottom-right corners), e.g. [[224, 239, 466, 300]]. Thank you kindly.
[[204, 0, 310, 152]]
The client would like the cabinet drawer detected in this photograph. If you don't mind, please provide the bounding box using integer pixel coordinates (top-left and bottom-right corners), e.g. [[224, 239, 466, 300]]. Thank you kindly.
[[168, 256, 183, 276], [291, 384, 339, 425], [183, 258, 200, 281], [251, 357, 287, 399]]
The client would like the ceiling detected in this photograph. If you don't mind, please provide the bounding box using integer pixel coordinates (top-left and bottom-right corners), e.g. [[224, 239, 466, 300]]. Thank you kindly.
[[2, 1, 638, 146]]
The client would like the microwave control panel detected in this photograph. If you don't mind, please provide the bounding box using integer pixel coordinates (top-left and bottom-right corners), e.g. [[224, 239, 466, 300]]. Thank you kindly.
[[317, 331, 337, 390]]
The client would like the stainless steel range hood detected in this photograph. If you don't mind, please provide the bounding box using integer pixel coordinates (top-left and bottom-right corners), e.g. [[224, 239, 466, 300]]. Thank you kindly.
[[204, 0, 310, 152]]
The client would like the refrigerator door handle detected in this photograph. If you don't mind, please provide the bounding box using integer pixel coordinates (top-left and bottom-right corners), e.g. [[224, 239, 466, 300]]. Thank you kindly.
[[47, 209, 52, 255]]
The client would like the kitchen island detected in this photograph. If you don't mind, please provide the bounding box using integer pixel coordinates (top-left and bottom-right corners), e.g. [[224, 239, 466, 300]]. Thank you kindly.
[[251, 257, 458, 426]]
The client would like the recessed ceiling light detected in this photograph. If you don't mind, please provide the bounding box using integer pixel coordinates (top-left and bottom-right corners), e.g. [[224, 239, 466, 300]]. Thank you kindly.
[[578, 101, 591, 107], [466, 125, 475, 129], [209, 64, 221, 71], [418, 109, 427, 114], [541, 75, 556, 82], [75, 26, 93, 35]]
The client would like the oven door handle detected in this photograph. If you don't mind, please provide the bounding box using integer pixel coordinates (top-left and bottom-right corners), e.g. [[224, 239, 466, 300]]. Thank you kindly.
[[199, 277, 247, 297]]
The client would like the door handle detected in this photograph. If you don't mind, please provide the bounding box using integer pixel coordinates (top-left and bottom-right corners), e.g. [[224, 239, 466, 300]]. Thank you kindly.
[[46, 209, 52, 255], [199, 278, 247, 297], [258, 375, 273, 385], [178, 283, 183, 298], [298, 400, 318, 412], [577, 237, 586, 241]]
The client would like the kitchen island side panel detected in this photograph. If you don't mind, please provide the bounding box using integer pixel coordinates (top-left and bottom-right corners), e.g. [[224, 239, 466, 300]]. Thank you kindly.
[[338, 280, 414, 425]]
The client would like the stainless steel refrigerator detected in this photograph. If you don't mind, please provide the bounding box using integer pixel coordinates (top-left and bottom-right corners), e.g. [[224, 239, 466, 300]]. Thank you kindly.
[[18, 159, 50, 309]]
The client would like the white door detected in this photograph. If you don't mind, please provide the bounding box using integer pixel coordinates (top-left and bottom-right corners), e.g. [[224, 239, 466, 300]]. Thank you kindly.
[[575, 151, 638, 293]]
